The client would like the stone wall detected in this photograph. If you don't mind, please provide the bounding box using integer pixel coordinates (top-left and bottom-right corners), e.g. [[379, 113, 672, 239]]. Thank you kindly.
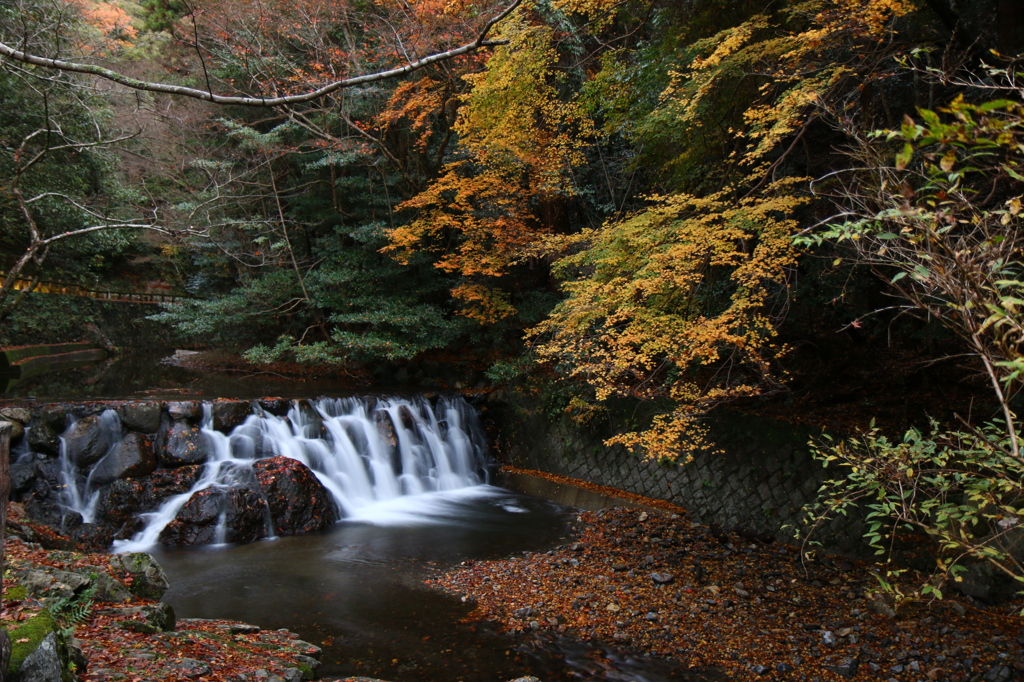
[[491, 398, 871, 556]]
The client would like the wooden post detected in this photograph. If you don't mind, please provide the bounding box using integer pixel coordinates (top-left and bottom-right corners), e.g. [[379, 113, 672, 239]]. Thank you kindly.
[[0, 420, 11, 680]]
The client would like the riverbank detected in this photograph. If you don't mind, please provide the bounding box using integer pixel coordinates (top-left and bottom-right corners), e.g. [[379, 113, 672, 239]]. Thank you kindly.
[[430, 506, 1024, 682]]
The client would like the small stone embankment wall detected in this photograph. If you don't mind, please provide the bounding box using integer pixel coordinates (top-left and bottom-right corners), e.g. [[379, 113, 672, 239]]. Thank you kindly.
[[491, 398, 870, 556]]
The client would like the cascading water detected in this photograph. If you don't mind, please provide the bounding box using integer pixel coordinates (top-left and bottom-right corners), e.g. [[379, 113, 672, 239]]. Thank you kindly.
[[61, 408, 123, 524], [112, 396, 490, 552]]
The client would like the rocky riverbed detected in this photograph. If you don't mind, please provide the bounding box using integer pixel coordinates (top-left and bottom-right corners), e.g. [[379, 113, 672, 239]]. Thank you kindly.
[[430, 507, 1024, 682]]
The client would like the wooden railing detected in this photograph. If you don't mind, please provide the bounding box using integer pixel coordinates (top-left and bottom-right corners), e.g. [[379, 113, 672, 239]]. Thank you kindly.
[[1, 273, 187, 305]]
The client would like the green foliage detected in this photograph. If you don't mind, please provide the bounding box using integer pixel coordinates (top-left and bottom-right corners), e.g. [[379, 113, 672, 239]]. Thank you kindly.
[[803, 420, 1024, 605], [48, 580, 98, 630]]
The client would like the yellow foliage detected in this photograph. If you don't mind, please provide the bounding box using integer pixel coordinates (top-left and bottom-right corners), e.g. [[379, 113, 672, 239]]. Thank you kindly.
[[531, 181, 806, 460], [386, 12, 592, 309]]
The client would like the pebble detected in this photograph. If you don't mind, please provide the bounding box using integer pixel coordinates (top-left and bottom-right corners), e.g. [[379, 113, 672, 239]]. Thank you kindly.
[[649, 572, 674, 584]]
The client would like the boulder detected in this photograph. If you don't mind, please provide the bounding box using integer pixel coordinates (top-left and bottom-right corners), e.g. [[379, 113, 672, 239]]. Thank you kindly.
[[10, 458, 37, 493], [4, 419, 24, 443], [89, 432, 156, 486], [18, 631, 75, 682], [117, 402, 162, 433], [140, 466, 204, 509], [158, 421, 210, 466], [89, 571, 133, 602], [212, 400, 253, 433], [95, 479, 145, 533], [0, 407, 31, 424], [67, 523, 115, 552], [26, 421, 60, 456], [159, 486, 269, 546], [259, 398, 290, 416], [63, 415, 112, 468], [23, 459, 68, 527], [107, 552, 170, 600], [253, 456, 338, 536], [166, 401, 203, 422], [101, 602, 175, 633]]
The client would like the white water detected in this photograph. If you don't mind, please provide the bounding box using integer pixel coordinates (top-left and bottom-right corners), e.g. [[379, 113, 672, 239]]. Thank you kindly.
[[60, 409, 122, 524], [101, 396, 489, 552]]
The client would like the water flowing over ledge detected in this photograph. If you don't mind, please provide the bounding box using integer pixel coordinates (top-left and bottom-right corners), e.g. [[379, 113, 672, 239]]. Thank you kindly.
[[18, 395, 491, 552]]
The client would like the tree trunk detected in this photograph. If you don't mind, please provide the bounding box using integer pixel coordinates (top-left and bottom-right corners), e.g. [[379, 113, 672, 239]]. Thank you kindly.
[[0, 420, 11, 680]]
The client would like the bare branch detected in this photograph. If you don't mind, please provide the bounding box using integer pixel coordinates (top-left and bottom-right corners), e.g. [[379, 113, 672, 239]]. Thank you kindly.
[[0, 0, 521, 107]]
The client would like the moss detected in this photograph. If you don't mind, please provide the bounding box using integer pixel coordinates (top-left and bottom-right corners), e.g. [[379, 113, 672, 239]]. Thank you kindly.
[[6, 585, 28, 601], [6, 610, 58, 676]]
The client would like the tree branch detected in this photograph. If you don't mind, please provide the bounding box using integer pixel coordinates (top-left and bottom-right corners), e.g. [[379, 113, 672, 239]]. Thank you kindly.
[[0, 0, 521, 107]]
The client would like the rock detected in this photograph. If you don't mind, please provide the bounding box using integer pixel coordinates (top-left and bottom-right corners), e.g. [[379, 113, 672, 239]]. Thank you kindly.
[[140, 466, 204, 509], [822, 630, 836, 647], [611, 562, 628, 571], [5, 419, 24, 442], [605, 603, 621, 612], [117, 402, 162, 433], [212, 400, 253, 432], [259, 398, 290, 416], [166, 401, 203, 422], [866, 592, 897, 618], [63, 415, 113, 468], [252, 456, 338, 536], [825, 658, 859, 678], [90, 432, 156, 486], [158, 421, 210, 466], [0, 407, 32, 424], [18, 631, 75, 682], [68, 523, 115, 552], [108, 552, 170, 600], [229, 623, 261, 635], [294, 654, 320, 680], [278, 669, 304, 682], [102, 602, 175, 632], [753, 665, 769, 675], [90, 571, 132, 603], [650, 572, 674, 584], [26, 421, 60, 455], [10, 458, 37, 493], [159, 486, 269, 546], [982, 664, 1014, 682], [169, 657, 211, 678], [95, 479, 145, 535]]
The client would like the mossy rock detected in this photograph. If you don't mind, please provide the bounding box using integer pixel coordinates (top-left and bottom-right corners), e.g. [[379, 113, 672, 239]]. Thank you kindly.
[[5, 610, 57, 677]]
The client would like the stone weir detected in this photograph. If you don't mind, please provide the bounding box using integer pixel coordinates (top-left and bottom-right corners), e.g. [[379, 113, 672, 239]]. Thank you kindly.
[[0, 396, 490, 552]]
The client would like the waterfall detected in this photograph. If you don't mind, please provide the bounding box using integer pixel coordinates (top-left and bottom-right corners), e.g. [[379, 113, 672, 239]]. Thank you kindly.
[[109, 396, 489, 552], [61, 408, 122, 524]]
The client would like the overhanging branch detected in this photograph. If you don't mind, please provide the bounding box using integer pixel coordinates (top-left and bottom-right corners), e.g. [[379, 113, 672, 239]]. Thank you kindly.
[[0, 0, 520, 107]]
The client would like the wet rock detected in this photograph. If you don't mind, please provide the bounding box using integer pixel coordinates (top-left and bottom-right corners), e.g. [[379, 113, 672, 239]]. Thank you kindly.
[[253, 456, 338, 536], [158, 421, 210, 466], [167, 401, 203, 422], [26, 420, 60, 455], [68, 523, 115, 552], [23, 459, 67, 526], [117, 402, 162, 434], [95, 479, 145, 535], [63, 415, 113, 468], [159, 486, 269, 546], [212, 400, 253, 432], [18, 631, 75, 682], [140, 465, 204, 510], [294, 400, 325, 439], [259, 398, 290, 416], [10, 458, 37, 493], [90, 432, 156, 486], [107, 552, 170, 600]]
